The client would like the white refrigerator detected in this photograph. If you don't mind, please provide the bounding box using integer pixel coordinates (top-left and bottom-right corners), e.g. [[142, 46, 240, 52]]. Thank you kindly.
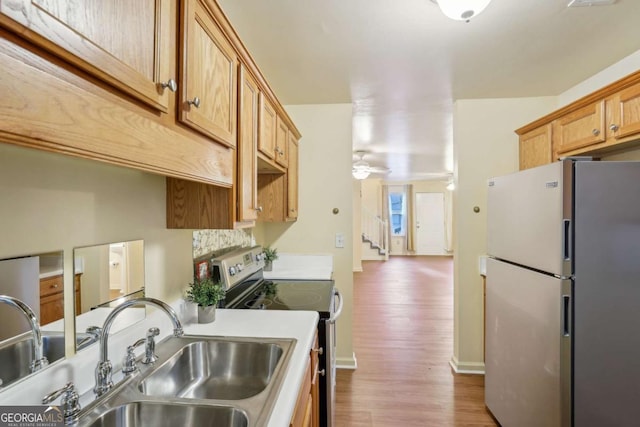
[[485, 159, 640, 427]]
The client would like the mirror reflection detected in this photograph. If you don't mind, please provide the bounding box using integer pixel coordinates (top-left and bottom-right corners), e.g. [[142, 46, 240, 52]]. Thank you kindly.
[[73, 240, 146, 351], [0, 251, 67, 390]]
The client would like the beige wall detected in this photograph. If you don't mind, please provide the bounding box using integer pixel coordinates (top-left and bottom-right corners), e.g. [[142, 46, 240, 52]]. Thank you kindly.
[[451, 96, 557, 372], [352, 180, 362, 272], [255, 104, 356, 368], [0, 143, 194, 352], [452, 48, 640, 372]]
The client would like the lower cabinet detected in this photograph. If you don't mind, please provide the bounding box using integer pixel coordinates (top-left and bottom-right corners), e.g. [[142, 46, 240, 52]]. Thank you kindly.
[[290, 333, 319, 427], [39, 274, 82, 324]]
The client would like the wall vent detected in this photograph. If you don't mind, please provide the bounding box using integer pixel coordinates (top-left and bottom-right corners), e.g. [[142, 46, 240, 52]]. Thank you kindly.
[[568, 0, 615, 7]]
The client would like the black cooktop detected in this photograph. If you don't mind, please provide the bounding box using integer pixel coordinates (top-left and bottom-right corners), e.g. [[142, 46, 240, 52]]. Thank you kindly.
[[226, 278, 335, 316]]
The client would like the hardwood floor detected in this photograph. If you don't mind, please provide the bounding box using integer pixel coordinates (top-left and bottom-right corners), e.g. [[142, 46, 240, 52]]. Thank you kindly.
[[335, 256, 498, 426]]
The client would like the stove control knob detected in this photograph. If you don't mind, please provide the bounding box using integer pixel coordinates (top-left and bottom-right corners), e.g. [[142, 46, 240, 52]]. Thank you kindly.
[[255, 253, 263, 262], [228, 266, 237, 276], [235, 263, 243, 272]]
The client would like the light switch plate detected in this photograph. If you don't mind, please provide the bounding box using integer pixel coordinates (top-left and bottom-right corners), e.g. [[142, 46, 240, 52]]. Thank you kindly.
[[335, 233, 345, 248]]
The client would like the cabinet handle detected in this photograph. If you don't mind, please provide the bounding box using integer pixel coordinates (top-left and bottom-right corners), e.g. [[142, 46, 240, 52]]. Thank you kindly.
[[610, 124, 619, 132], [592, 129, 600, 136], [318, 369, 326, 376], [187, 97, 201, 108], [313, 347, 323, 355], [255, 206, 263, 212], [159, 78, 177, 92]]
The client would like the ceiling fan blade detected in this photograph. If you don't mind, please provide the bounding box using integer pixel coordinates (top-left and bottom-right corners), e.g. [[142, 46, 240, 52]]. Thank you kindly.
[[367, 166, 391, 174]]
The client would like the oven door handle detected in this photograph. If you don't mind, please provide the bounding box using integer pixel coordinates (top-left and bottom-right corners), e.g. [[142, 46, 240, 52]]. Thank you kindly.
[[328, 288, 343, 324]]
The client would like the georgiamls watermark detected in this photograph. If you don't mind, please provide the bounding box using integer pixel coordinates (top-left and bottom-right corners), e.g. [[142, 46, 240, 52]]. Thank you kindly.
[[0, 406, 63, 427]]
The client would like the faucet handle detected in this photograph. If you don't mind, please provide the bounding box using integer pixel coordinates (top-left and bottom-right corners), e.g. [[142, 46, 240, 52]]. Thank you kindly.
[[42, 382, 81, 425], [86, 326, 102, 339], [143, 327, 160, 364], [122, 338, 146, 374]]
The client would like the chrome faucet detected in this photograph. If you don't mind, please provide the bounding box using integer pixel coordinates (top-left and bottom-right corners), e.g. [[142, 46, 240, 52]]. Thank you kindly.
[[121, 327, 160, 374], [42, 382, 81, 425], [94, 297, 183, 396], [0, 295, 48, 372]]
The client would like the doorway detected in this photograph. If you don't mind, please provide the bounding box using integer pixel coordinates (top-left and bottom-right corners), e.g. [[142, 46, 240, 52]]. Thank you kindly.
[[415, 192, 447, 255]]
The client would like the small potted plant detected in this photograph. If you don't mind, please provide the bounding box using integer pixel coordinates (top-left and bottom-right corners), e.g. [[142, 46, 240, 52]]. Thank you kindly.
[[186, 277, 225, 323], [263, 246, 278, 271]]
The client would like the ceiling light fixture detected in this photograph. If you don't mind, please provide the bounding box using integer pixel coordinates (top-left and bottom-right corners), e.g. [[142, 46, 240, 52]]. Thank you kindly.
[[434, 0, 492, 22], [352, 151, 390, 180]]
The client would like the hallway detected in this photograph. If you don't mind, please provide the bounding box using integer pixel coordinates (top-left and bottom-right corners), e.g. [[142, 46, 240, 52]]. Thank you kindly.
[[335, 256, 497, 426]]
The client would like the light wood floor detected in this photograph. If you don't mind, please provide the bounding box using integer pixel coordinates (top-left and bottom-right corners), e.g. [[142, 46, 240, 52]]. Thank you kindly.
[[335, 256, 498, 426]]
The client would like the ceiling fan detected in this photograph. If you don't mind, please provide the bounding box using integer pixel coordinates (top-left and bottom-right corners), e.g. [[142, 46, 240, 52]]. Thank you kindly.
[[352, 151, 391, 180]]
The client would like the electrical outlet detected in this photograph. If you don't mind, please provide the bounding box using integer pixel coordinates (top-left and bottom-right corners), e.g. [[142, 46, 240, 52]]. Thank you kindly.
[[335, 233, 345, 248]]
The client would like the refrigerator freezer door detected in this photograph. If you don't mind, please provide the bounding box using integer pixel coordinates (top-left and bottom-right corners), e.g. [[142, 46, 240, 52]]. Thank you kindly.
[[487, 161, 572, 277], [573, 161, 640, 426], [485, 258, 571, 427]]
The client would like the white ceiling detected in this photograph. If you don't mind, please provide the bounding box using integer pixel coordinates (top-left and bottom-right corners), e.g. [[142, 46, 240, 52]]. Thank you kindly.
[[218, 0, 640, 181]]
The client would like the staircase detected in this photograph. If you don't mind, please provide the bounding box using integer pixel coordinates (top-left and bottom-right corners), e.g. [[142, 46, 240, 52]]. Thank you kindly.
[[361, 207, 389, 260]]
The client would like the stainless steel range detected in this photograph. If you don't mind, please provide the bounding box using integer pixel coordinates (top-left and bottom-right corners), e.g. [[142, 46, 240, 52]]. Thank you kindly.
[[209, 246, 342, 427]]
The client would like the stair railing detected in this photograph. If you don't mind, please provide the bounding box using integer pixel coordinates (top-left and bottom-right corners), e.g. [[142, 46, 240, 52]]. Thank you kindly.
[[361, 206, 389, 260]]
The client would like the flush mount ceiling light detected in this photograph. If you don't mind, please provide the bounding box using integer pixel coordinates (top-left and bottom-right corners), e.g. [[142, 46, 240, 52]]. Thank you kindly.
[[433, 0, 492, 22]]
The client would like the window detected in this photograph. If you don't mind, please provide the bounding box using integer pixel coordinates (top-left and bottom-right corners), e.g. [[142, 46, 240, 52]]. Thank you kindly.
[[388, 190, 406, 236]]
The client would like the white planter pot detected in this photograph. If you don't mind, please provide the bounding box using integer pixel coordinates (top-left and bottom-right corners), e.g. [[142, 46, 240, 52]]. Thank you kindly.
[[197, 305, 216, 323]]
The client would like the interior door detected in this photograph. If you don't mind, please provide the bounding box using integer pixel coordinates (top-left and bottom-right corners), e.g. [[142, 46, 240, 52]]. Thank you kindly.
[[415, 192, 446, 255]]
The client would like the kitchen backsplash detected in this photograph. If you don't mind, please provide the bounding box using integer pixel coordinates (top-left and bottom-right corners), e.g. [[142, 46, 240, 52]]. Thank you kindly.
[[192, 229, 255, 258]]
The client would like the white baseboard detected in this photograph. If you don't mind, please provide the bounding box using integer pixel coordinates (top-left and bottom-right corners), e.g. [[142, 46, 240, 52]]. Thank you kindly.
[[449, 355, 485, 375], [336, 352, 358, 370]]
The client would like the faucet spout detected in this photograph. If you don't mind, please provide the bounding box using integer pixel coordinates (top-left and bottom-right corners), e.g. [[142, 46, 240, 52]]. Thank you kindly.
[[94, 297, 183, 396], [0, 295, 49, 372]]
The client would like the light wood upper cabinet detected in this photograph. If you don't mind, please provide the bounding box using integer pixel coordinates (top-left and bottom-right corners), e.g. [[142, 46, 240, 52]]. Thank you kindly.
[[518, 71, 640, 167], [553, 101, 606, 154], [237, 64, 259, 224], [609, 83, 640, 141], [276, 115, 289, 168], [519, 124, 553, 170], [0, 0, 174, 112], [180, 0, 237, 147], [258, 93, 277, 159], [287, 133, 299, 220]]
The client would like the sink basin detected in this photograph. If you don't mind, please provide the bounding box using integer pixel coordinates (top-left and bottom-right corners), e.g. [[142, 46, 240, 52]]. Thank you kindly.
[[0, 332, 97, 388], [138, 340, 284, 400], [85, 401, 247, 427]]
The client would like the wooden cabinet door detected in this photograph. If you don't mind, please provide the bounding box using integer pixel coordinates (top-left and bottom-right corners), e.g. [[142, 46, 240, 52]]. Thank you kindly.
[[519, 124, 553, 170], [0, 0, 173, 112], [258, 93, 277, 159], [553, 101, 605, 154], [609, 83, 640, 140], [276, 115, 289, 167], [180, 0, 237, 147], [287, 133, 299, 220], [39, 275, 63, 324], [237, 64, 259, 223]]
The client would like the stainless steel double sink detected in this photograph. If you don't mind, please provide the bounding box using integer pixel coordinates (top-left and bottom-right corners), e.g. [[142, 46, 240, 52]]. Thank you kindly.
[[77, 335, 296, 427], [0, 331, 97, 389]]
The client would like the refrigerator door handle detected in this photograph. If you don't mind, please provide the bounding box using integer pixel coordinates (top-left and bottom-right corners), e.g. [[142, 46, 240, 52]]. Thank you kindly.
[[562, 219, 572, 261], [562, 295, 571, 337]]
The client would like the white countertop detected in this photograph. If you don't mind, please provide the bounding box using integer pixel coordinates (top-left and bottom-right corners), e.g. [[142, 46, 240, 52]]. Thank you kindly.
[[263, 253, 333, 281], [0, 300, 318, 427]]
